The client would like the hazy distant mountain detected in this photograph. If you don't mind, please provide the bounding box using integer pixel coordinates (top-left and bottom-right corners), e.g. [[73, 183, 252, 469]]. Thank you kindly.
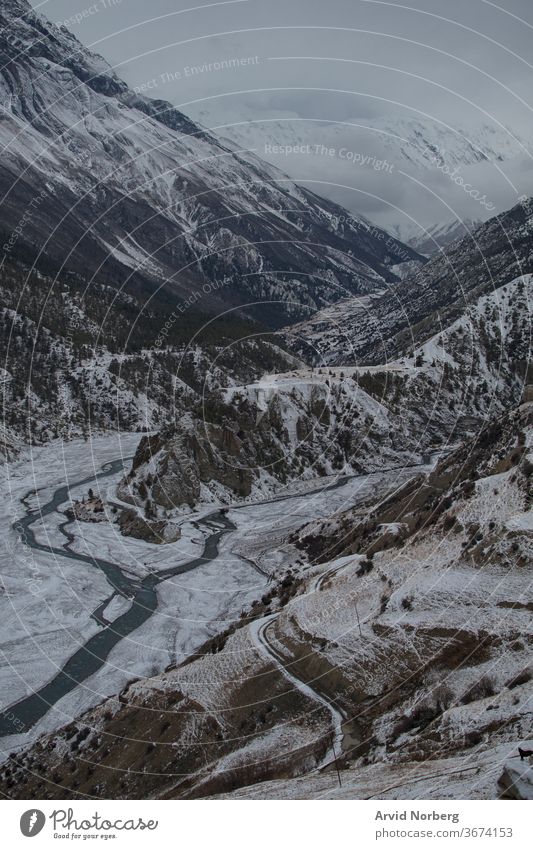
[[211, 113, 528, 172], [197, 108, 531, 236], [5, 387, 531, 800], [393, 217, 481, 257]]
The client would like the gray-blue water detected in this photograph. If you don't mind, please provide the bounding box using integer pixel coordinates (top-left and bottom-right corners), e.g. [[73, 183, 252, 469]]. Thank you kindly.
[[0, 457, 234, 737]]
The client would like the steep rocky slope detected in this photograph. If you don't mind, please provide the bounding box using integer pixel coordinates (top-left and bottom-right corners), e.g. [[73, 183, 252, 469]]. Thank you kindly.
[[284, 198, 533, 365], [117, 275, 532, 513], [2, 400, 530, 799], [0, 251, 300, 444], [0, 0, 418, 328]]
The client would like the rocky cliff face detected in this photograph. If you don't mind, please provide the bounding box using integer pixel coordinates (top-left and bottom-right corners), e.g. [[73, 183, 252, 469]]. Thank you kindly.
[[0, 0, 418, 328], [118, 275, 532, 512]]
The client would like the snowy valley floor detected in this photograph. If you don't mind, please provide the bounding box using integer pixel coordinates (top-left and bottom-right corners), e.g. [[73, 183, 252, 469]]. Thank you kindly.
[[0, 404, 530, 800], [0, 431, 430, 759]]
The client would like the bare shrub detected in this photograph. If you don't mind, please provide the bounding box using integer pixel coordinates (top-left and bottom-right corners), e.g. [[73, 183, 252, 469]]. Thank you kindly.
[[461, 675, 496, 705]]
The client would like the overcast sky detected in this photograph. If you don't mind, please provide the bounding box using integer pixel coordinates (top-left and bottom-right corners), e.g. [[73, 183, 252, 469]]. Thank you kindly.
[[29, 0, 533, 233]]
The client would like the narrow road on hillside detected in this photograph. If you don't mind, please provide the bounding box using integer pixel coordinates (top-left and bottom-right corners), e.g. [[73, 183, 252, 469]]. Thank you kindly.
[[249, 614, 349, 771]]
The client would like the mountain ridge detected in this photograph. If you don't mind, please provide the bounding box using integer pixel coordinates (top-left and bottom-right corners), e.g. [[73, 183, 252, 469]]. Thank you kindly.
[[284, 197, 533, 366], [0, 0, 419, 328], [116, 273, 532, 515]]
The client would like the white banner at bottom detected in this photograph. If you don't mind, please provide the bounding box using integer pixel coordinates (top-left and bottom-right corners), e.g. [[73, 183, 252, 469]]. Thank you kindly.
[[1, 799, 531, 848]]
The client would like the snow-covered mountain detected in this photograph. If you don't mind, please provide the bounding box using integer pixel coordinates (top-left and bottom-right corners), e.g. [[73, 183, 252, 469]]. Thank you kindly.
[[210, 113, 528, 174], [363, 116, 528, 168], [1, 0, 531, 805], [0, 0, 418, 328], [284, 197, 533, 366], [197, 108, 531, 238]]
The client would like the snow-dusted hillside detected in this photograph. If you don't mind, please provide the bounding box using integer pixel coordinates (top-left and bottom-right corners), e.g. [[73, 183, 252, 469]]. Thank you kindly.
[[117, 275, 531, 513], [4, 400, 530, 799], [400, 217, 481, 258], [284, 199, 533, 366]]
